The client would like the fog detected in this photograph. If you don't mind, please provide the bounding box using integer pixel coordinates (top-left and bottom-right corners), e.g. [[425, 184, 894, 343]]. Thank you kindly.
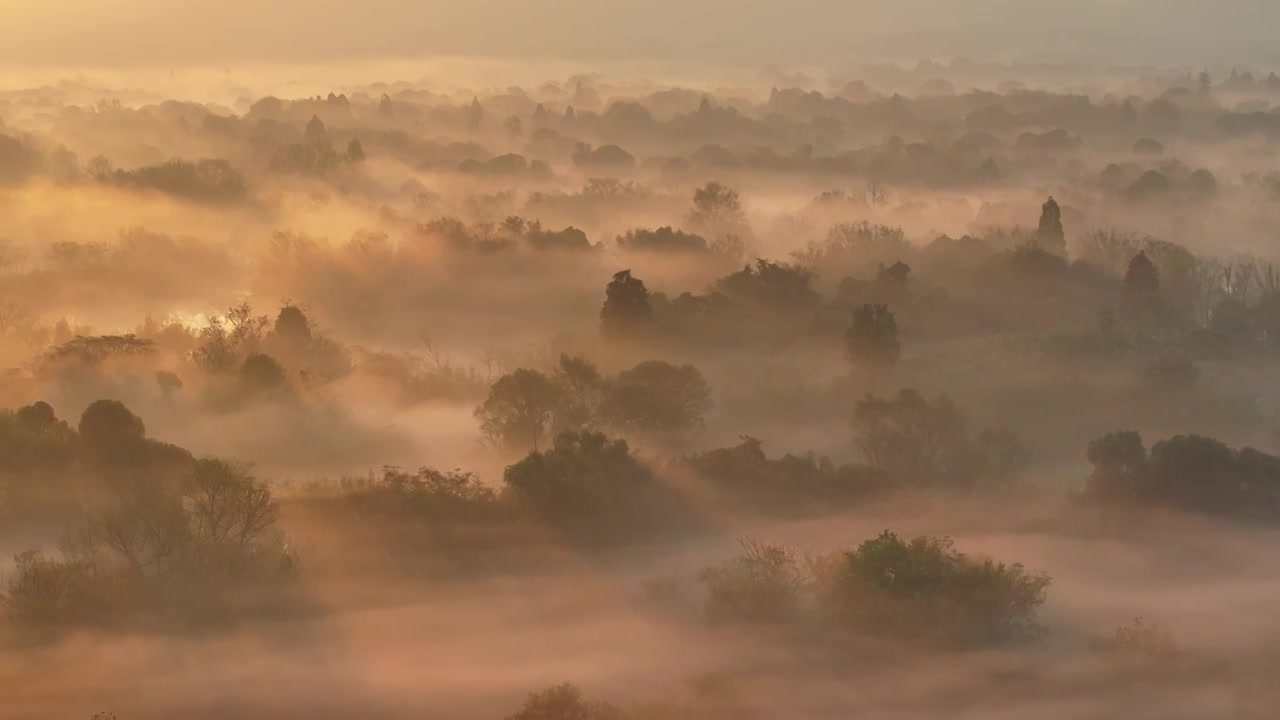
[[5, 12, 1280, 720]]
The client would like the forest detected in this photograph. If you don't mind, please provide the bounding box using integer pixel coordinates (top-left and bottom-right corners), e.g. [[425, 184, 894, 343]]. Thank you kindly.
[[3, 55, 1280, 719]]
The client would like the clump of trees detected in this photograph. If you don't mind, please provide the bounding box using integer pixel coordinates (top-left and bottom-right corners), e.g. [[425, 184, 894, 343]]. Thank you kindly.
[[475, 355, 712, 451], [852, 390, 1029, 490], [1085, 431, 1280, 519], [88, 157, 247, 203], [700, 531, 1051, 648], [1, 401, 296, 632], [600, 270, 655, 341], [845, 303, 900, 374]]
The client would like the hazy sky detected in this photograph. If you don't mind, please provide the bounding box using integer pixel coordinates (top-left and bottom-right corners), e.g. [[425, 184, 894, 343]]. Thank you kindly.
[[0, 0, 1276, 69]]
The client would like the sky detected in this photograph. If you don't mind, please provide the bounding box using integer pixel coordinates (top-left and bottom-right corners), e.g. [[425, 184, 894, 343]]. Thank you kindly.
[[0, 0, 1275, 69]]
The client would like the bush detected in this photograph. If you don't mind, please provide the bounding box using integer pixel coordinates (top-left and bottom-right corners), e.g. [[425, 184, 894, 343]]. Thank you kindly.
[[503, 431, 670, 540], [506, 683, 622, 720], [701, 540, 806, 624], [811, 531, 1051, 647], [1093, 617, 1180, 664]]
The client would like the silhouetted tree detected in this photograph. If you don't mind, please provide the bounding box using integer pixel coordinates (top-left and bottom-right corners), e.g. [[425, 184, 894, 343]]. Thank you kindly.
[[345, 139, 366, 163], [504, 115, 524, 138], [1123, 250, 1161, 314], [475, 369, 562, 451], [602, 360, 712, 444], [600, 270, 654, 341], [303, 115, 329, 144], [845, 304, 900, 373], [1085, 431, 1148, 500], [272, 305, 313, 350], [466, 97, 484, 131], [1036, 196, 1065, 253], [503, 431, 662, 539]]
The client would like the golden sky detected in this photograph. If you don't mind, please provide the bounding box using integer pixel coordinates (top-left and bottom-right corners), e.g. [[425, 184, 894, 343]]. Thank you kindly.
[[0, 0, 1275, 68]]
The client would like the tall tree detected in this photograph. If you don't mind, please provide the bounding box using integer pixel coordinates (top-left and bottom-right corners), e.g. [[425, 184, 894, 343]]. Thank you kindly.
[[474, 369, 563, 452], [1036, 196, 1065, 253], [845, 303, 901, 373], [1123, 250, 1161, 315], [600, 270, 654, 341]]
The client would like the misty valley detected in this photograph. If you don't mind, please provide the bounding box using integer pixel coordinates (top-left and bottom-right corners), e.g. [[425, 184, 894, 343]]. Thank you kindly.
[[3, 58, 1280, 719]]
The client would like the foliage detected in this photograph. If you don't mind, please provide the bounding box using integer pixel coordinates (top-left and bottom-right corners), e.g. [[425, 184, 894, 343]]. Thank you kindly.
[[701, 540, 806, 624], [852, 390, 1027, 490], [683, 436, 885, 506], [845, 303, 900, 372], [102, 158, 247, 203], [1094, 617, 1180, 663], [600, 270, 655, 341], [810, 531, 1051, 646], [1084, 431, 1280, 518], [602, 361, 711, 445], [502, 431, 667, 539], [505, 683, 623, 720], [475, 368, 563, 451]]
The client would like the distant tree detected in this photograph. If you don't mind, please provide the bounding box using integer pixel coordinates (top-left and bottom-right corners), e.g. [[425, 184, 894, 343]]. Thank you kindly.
[[465, 97, 485, 131], [1085, 431, 1148, 500], [687, 181, 751, 243], [272, 305, 313, 348], [503, 115, 524, 138], [475, 369, 563, 451], [377, 93, 394, 117], [502, 431, 662, 538], [600, 270, 654, 341], [852, 389, 971, 487], [552, 355, 605, 435], [602, 360, 712, 444], [240, 353, 289, 393], [531, 103, 550, 128], [811, 531, 1051, 646], [345, 138, 366, 163], [714, 259, 821, 309], [845, 304, 901, 373], [303, 115, 329, 144], [1123, 250, 1161, 316], [1035, 196, 1065, 254], [504, 683, 621, 720]]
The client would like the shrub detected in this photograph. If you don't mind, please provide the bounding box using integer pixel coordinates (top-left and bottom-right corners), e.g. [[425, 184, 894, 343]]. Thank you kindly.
[[506, 683, 622, 720], [811, 531, 1051, 647], [701, 540, 806, 624]]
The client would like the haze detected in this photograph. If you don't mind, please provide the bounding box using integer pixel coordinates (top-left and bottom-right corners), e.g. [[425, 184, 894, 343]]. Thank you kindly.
[[4, 4, 1280, 719]]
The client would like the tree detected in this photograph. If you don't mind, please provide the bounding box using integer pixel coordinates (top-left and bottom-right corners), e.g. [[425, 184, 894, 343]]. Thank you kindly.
[[1085, 431, 1148, 500], [240, 352, 289, 392], [811, 531, 1051, 646], [79, 399, 147, 464], [687, 181, 751, 243], [502, 431, 661, 538], [845, 304, 900, 373], [600, 270, 654, 341], [466, 97, 484, 131], [1036, 196, 1065, 253], [475, 369, 563, 451], [272, 305, 313, 349], [602, 360, 712, 444], [505, 683, 621, 720], [345, 138, 366, 163], [552, 354, 605, 435], [852, 389, 970, 487], [1123, 250, 1161, 315], [503, 115, 524, 138], [303, 115, 329, 144]]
